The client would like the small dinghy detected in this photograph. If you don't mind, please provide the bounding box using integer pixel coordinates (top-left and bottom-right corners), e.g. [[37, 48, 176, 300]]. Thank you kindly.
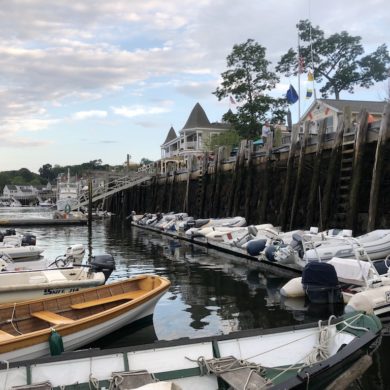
[[0, 275, 170, 362], [0, 234, 43, 260], [0, 311, 381, 389], [281, 256, 390, 319], [0, 254, 116, 304]]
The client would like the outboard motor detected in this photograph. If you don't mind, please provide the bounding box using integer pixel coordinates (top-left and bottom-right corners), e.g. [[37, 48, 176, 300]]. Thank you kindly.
[[5, 228, 16, 236], [21, 233, 37, 246], [302, 262, 343, 304], [90, 254, 116, 282], [246, 239, 267, 256], [0, 231, 3, 242]]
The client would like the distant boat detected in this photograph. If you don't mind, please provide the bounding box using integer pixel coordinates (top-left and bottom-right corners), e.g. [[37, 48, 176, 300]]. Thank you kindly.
[[38, 198, 55, 208], [0, 275, 170, 362], [56, 170, 80, 211]]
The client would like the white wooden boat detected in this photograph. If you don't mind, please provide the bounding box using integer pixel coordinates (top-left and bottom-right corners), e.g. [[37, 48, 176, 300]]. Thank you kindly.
[[0, 275, 170, 362], [0, 312, 381, 389]]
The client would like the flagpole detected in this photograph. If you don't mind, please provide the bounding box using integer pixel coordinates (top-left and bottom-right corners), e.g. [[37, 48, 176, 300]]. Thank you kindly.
[[298, 34, 301, 132], [308, 0, 317, 100]]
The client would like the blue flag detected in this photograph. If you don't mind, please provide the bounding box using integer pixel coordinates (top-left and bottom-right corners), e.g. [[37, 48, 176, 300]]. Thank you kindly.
[[286, 84, 299, 104]]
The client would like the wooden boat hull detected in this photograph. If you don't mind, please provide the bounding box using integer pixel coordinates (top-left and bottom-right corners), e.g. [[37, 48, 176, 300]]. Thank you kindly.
[[0, 312, 381, 390], [0, 275, 170, 362]]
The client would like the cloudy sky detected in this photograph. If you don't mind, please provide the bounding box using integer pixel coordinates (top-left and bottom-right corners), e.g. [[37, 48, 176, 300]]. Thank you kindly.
[[1, 0, 389, 172]]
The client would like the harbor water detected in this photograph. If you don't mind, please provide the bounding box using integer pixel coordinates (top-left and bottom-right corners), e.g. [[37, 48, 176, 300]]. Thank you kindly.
[[1, 207, 389, 389]]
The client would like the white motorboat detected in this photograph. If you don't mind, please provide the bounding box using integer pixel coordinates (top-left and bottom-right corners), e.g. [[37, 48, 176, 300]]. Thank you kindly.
[[0, 253, 115, 304], [185, 216, 246, 237], [0, 234, 44, 260], [56, 170, 80, 211], [280, 254, 390, 319]]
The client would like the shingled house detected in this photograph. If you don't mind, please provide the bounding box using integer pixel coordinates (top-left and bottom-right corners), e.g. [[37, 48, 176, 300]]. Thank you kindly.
[[300, 99, 386, 134], [159, 103, 231, 173]]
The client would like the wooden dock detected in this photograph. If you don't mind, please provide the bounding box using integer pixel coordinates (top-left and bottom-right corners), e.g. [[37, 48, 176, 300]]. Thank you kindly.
[[0, 218, 87, 226]]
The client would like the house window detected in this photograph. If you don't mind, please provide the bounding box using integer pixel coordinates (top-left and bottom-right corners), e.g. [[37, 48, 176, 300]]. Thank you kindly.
[[325, 116, 334, 133]]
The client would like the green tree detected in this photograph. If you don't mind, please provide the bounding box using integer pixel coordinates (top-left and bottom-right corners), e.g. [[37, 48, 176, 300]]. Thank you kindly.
[[214, 39, 287, 139], [276, 20, 390, 100], [39, 163, 56, 182], [140, 158, 153, 165], [204, 130, 241, 151]]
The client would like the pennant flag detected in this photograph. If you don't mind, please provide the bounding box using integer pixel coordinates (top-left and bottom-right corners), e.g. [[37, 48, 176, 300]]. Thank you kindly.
[[229, 96, 236, 105], [308, 71, 314, 81], [306, 88, 313, 99], [286, 84, 299, 104]]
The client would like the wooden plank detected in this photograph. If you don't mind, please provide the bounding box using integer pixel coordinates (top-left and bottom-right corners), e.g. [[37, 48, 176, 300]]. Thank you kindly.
[[70, 290, 144, 310], [0, 329, 15, 341], [31, 311, 74, 325], [325, 354, 372, 390]]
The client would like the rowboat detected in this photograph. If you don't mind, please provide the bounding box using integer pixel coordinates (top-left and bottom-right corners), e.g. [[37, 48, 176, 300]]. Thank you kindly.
[[0, 311, 381, 389], [0, 275, 170, 362]]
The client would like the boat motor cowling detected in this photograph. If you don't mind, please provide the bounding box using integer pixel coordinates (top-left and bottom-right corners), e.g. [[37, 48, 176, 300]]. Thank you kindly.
[[302, 262, 343, 304], [90, 254, 116, 282], [21, 233, 36, 246], [246, 239, 267, 257]]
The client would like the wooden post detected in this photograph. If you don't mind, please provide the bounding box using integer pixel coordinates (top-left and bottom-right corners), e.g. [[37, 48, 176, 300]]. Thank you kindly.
[[233, 140, 247, 217], [368, 103, 390, 231], [279, 124, 299, 230], [347, 109, 369, 231], [244, 141, 254, 223], [213, 146, 224, 217], [289, 121, 310, 230], [325, 355, 372, 390], [305, 119, 327, 229], [322, 110, 347, 229], [183, 157, 192, 213], [88, 178, 92, 226]]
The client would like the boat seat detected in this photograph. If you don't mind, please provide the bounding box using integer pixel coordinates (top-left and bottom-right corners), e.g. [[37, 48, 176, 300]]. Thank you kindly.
[[70, 290, 145, 309], [0, 329, 15, 342], [31, 311, 75, 325], [43, 270, 67, 282]]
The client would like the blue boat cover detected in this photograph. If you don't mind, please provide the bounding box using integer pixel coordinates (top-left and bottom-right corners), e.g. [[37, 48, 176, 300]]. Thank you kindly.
[[302, 262, 339, 287]]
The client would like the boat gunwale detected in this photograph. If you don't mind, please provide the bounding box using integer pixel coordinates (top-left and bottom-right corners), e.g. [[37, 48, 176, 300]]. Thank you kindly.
[[0, 312, 378, 370]]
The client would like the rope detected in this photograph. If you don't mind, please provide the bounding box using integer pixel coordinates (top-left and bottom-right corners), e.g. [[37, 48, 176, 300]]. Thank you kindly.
[[10, 303, 23, 335]]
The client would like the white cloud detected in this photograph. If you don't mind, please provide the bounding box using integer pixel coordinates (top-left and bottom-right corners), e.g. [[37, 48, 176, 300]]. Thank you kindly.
[[111, 105, 171, 118], [72, 110, 108, 120]]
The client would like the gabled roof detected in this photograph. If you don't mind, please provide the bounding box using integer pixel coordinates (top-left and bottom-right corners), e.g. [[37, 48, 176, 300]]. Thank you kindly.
[[318, 99, 385, 114], [162, 127, 177, 145], [182, 103, 211, 129]]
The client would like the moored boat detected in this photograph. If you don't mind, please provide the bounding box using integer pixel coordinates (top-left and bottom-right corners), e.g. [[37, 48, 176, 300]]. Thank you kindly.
[[0, 254, 116, 304], [0, 311, 381, 389], [0, 274, 171, 362]]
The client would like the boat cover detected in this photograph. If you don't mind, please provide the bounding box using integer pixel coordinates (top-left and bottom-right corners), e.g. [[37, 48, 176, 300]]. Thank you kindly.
[[302, 262, 339, 287], [328, 257, 372, 284]]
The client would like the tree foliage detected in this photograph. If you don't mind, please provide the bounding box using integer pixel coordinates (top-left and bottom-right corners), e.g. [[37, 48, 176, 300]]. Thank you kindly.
[[204, 130, 241, 151], [214, 39, 287, 139], [276, 20, 390, 100], [140, 157, 153, 165]]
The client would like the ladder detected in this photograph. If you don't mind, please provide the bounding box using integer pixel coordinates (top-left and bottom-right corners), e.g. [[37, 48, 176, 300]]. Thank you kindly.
[[335, 129, 356, 221]]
